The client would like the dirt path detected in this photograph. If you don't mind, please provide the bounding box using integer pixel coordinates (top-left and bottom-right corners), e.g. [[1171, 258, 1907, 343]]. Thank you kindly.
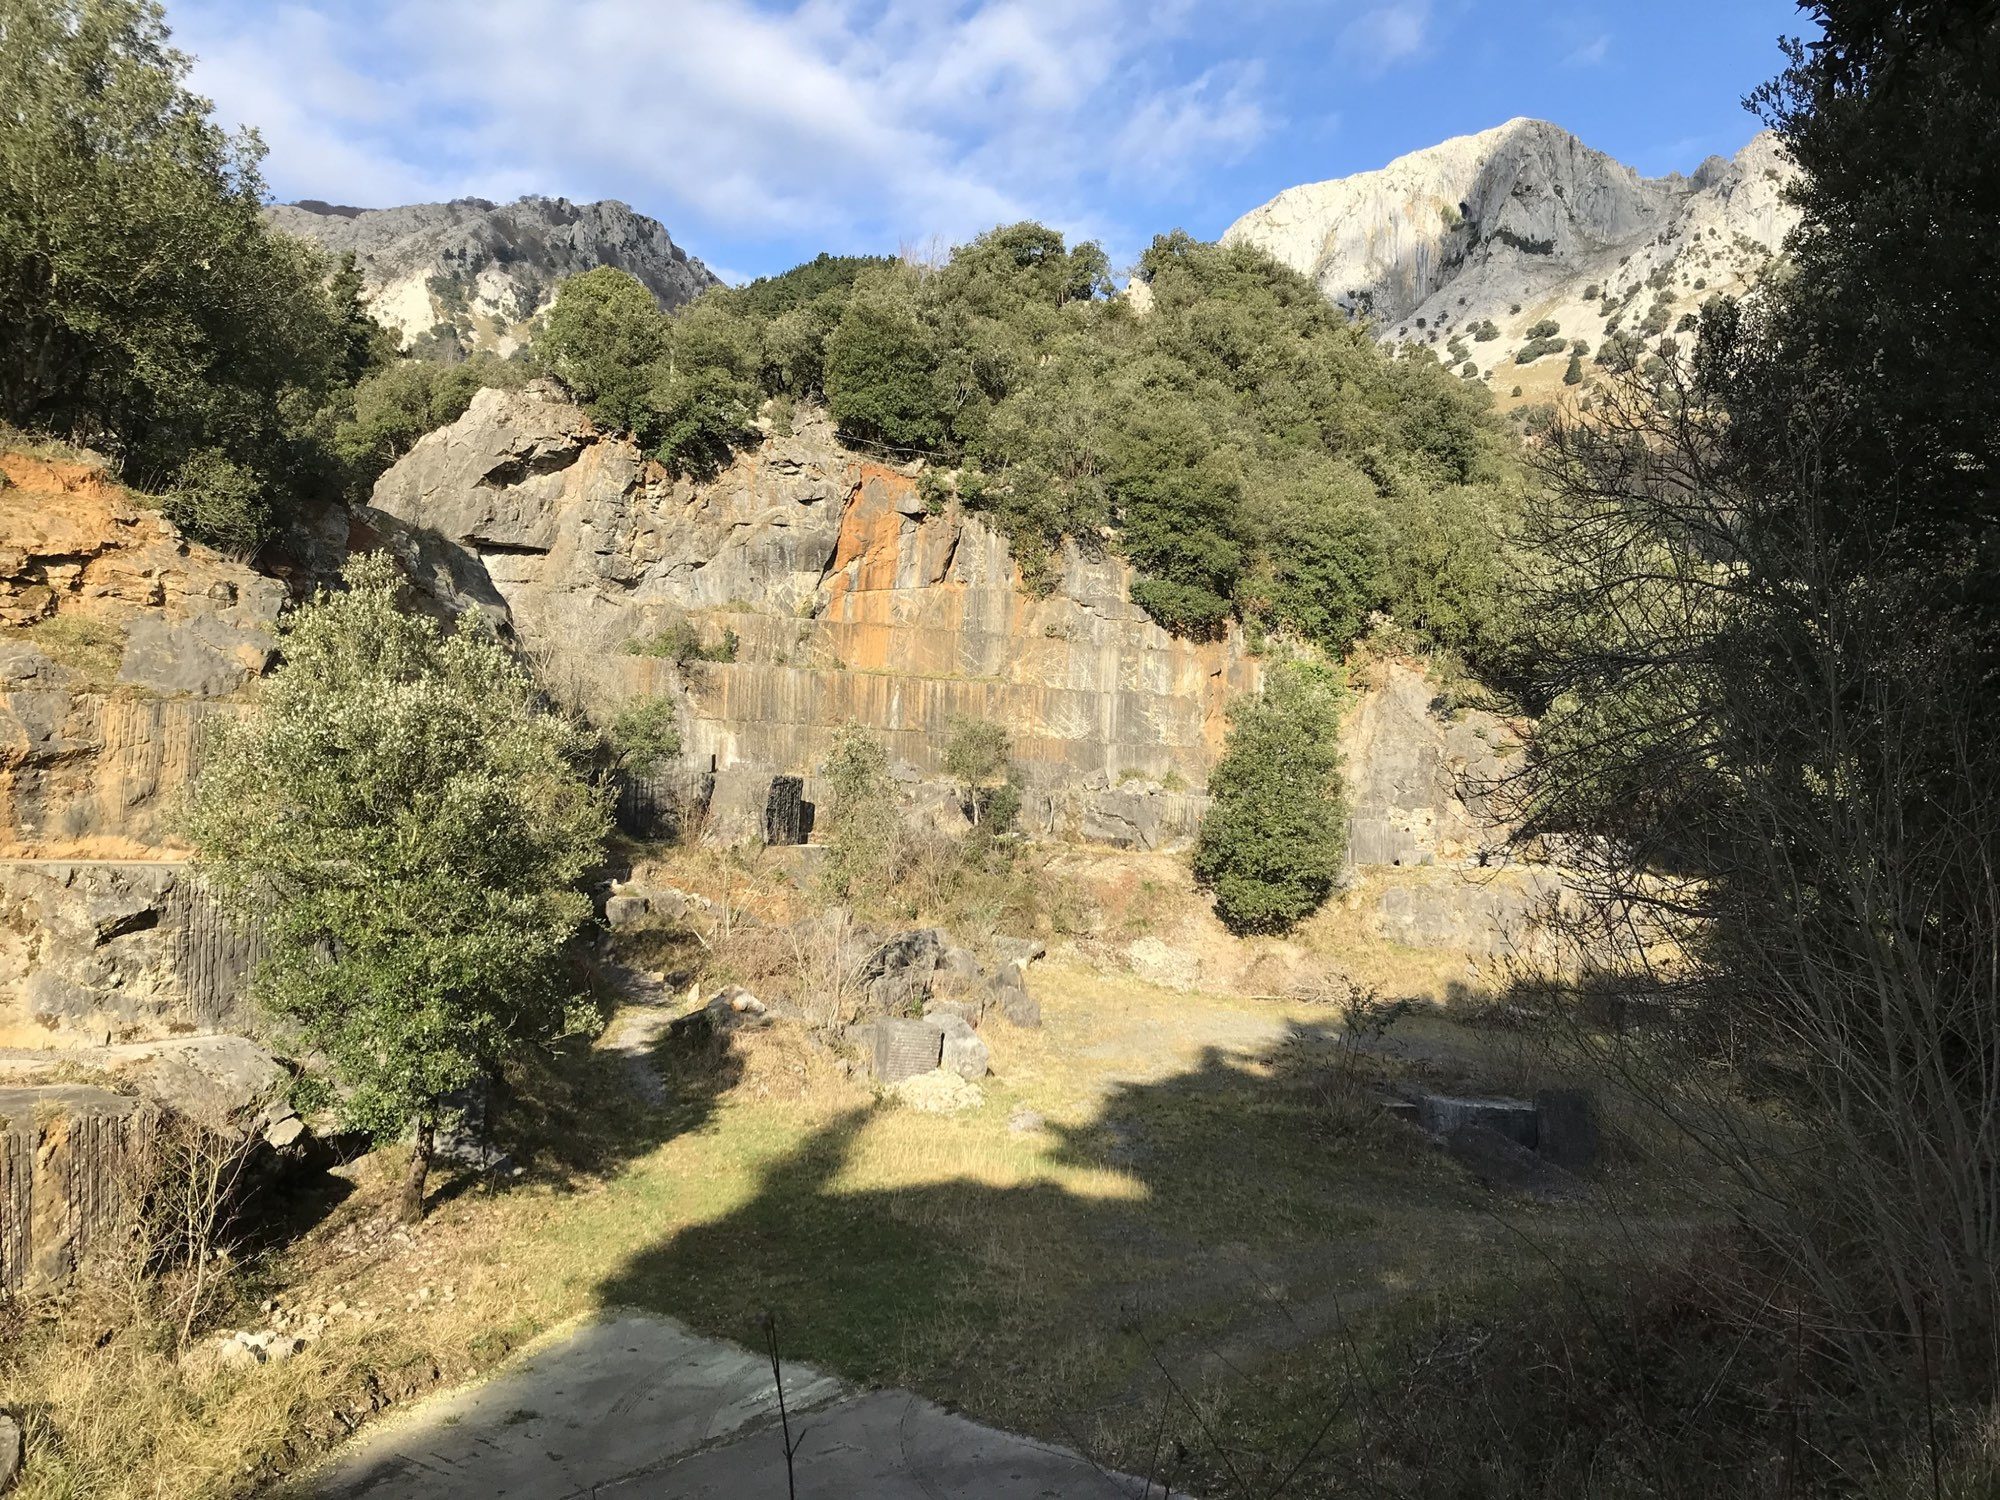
[[592, 965, 686, 1106]]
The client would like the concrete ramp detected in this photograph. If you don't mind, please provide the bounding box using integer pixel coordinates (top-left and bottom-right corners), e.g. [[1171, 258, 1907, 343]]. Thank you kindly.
[[314, 1310, 1172, 1499]]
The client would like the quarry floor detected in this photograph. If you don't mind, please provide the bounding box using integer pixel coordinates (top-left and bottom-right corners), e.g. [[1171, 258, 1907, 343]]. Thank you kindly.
[[263, 950, 1652, 1500], [8, 861, 1686, 1499]]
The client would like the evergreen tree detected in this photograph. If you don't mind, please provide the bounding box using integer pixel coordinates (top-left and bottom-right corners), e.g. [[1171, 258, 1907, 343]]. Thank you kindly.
[[0, 0, 359, 541], [1193, 661, 1349, 933], [184, 554, 608, 1222]]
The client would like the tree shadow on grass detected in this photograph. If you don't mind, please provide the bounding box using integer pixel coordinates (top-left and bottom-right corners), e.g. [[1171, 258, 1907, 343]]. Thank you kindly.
[[585, 1018, 1535, 1497], [577, 1009, 1835, 1498]]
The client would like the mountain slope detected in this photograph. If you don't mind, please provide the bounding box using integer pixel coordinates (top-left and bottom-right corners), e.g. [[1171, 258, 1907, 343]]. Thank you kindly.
[[1223, 119, 1798, 398], [266, 195, 719, 358]]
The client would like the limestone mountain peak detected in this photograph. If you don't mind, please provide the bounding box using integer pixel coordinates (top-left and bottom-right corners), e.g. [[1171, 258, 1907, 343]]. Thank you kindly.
[[1223, 120, 1799, 399]]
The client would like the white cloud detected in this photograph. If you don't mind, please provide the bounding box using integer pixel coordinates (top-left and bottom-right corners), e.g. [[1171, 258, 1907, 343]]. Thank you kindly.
[[169, 0, 1302, 262], [1111, 64, 1268, 187], [1564, 32, 1611, 67], [1338, 2, 1431, 73]]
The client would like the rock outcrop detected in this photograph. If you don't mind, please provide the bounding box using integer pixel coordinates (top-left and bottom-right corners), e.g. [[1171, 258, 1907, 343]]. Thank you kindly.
[[0, 455, 274, 1050], [0, 1082, 151, 1292], [266, 195, 718, 357], [1223, 120, 1799, 397], [367, 387, 1261, 843], [0, 452, 281, 856], [1340, 661, 1515, 869]]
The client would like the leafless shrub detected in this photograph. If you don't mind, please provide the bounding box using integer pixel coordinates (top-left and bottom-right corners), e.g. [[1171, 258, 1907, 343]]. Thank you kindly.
[[1512, 348, 2000, 1417], [109, 1115, 259, 1354], [783, 907, 868, 1041]]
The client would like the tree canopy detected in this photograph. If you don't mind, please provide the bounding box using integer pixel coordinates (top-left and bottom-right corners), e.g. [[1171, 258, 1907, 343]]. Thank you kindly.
[[0, 0, 375, 545], [541, 225, 1526, 671], [1193, 660, 1350, 934]]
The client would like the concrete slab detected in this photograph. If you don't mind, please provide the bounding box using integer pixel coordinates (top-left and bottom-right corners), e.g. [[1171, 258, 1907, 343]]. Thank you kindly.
[[619, 1387, 1158, 1499], [315, 1312, 844, 1499], [313, 1310, 1174, 1499]]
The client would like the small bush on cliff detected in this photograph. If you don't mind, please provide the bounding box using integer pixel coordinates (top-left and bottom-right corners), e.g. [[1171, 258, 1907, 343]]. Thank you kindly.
[[330, 351, 528, 497], [161, 448, 269, 557], [625, 617, 739, 664], [820, 723, 904, 899], [184, 553, 609, 1222], [610, 695, 683, 775], [541, 266, 672, 437], [943, 715, 1012, 826], [1194, 660, 1349, 934]]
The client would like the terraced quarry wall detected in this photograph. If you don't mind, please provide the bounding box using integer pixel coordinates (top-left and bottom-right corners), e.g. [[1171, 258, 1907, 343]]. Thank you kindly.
[[370, 387, 1257, 843]]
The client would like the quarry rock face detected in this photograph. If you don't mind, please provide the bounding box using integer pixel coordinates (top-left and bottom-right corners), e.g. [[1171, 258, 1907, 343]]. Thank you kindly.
[[0, 1082, 153, 1293], [1225, 120, 1800, 390], [0, 858, 263, 1045], [0, 453, 272, 1043], [368, 387, 1262, 843], [1341, 661, 1515, 869], [0, 452, 279, 856], [266, 195, 718, 357]]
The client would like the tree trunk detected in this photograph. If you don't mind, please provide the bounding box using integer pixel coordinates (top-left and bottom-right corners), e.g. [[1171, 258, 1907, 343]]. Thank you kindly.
[[399, 1115, 433, 1224]]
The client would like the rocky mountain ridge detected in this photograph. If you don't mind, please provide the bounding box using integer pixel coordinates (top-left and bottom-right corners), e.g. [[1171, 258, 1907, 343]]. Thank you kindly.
[[1223, 118, 1800, 399], [266, 195, 719, 358]]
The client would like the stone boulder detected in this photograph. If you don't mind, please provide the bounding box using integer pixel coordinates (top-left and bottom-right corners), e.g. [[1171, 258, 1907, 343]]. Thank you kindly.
[[982, 962, 1041, 1029], [1416, 1093, 1539, 1149], [889, 1069, 984, 1115], [852, 1017, 945, 1086], [930, 1012, 991, 1082], [1341, 662, 1515, 870], [857, 928, 947, 1017], [666, 987, 771, 1044], [1063, 779, 1209, 852], [95, 1035, 302, 1147], [116, 608, 276, 698]]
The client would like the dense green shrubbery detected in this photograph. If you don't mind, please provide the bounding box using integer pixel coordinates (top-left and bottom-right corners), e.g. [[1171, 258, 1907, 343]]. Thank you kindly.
[[1193, 660, 1349, 933], [0, 0, 535, 542], [328, 351, 530, 492], [185, 553, 607, 1221], [0, 0, 380, 545], [542, 226, 1525, 670]]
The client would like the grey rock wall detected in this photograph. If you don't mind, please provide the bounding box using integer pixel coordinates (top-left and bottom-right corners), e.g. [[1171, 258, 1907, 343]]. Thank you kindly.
[[267, 195, 718, 357], [368, 388, 1262, 848], [0, 860, 259, 1045]]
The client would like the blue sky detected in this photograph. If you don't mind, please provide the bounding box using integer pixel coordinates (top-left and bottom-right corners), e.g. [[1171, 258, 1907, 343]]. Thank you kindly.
[[170, 0, 1816, 285]]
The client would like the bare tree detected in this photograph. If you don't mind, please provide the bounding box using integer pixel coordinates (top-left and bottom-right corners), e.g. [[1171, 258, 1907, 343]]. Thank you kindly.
[[1514, 346, 2000, 1405]]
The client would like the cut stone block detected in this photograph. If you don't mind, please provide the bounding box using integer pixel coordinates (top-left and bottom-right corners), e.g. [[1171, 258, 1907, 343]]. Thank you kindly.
[[1415, 1093, 1539, 1150], [864, 1018, 945, 1085], [1534, 1089, 1600, 1171]]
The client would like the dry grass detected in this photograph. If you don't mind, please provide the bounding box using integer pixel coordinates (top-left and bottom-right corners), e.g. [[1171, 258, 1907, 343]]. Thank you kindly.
[[7, 612, 127, 688], [1, 850, 1727, 1499]]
